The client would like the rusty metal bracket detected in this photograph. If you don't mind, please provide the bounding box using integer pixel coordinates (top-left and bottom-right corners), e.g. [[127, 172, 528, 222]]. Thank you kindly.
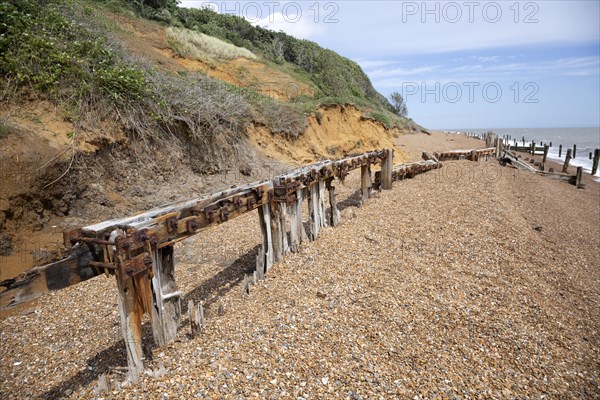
[[63, 228, 83, 247], [204, 204, 219, 223], [246, 196, 256, 210], [118, 252, 152, 280], [166, 216, 178, 234], [219, 207, 230, 222], [186, 219, 199, 233]]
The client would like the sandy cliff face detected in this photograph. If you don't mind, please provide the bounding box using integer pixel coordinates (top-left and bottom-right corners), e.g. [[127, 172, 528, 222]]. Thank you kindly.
[[247, 104, 408, 164]]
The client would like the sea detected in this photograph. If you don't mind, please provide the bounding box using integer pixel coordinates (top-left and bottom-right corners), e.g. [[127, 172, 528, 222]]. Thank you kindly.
[[450, 127, 600, 177]]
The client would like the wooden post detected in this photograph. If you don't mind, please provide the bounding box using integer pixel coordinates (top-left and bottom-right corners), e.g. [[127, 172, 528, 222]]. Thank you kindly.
[[589, 152, 593, 160], [381, 148, 393, 190], [575, 166, 583, 187], [562, 149, 572, 173], [559, 144, 562, 158], [326, 178, 341, 227], [256, 204, 273, 278], [550, 142, 552, 147], [188, 299, 204, 338], [116, 274, 147, 382], [270, 202, 285, 264], [530, 141, 536, 155], [542, 145, 549, 164], [573, 144, 577, 158], [318, 179, 328, 229], [592, 149, 600, 175], [150, 245, 181, 347], [360, 163, 372, 203], [522, 137, 525, 146], [495, 137, 502, 158], [287, 191, 304, 253], [307, 183, 323, 241]]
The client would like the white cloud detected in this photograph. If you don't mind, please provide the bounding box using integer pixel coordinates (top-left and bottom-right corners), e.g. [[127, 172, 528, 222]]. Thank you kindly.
[[368, 65, 440, 78], [249, 12, 324, 39], [355, 59, 400, 69], [319, 1, 600, 57]]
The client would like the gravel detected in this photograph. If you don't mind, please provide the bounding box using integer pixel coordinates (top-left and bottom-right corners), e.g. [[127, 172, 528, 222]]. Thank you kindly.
[[1, 157, 598, 399]]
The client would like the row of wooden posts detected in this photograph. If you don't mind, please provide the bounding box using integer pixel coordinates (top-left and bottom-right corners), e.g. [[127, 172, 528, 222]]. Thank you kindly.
[[499, 134, 599, 176], [457, 131, 599, 178], [0, 145, 497, 382]]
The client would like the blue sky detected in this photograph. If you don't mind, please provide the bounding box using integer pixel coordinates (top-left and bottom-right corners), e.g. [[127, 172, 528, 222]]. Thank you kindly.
[[180, 1, 600, 129]]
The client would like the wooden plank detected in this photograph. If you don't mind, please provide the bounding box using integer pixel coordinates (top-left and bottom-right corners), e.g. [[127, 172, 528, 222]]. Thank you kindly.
[[0, 244, 98, 312], [83, 180, 272, 236], [150, 245, 180, 347], [128, 181, 273, 249]]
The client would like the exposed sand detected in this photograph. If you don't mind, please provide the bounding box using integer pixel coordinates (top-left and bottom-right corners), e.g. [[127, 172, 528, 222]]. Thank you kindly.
[[1, 133, 598, 399]]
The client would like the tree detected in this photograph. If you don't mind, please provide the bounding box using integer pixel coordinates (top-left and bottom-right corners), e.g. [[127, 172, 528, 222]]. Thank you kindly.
[[390, 92, 408, 117]]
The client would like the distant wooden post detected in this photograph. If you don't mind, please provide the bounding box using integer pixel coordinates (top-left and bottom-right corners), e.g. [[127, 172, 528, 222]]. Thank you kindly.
[[550, 142, 552, 147], [573, 144, 577, 158], [592, 149, 599, 175], [530, 141, 536, 155], [559, 144, 562, 158], [150, 245, 181, 347], [542, 145, 549, 164], [380, 148, 393, 190], [360, 163, 372, 203], [562, 149, 572, 173], [256, 204, 273, 278], [589, 152, 593, 160], [326, 177, 341, 227], [522, 137, 525, 146]]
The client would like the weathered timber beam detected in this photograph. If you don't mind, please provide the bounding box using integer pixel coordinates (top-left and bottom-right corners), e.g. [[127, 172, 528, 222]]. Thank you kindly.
[[126, 181, 273, 248], [373, 159, 441, 188], [333, 149, 387, 181], [80, 180, 273, 237], [0, 244, 97, 311], [434, 148, 495, 161]]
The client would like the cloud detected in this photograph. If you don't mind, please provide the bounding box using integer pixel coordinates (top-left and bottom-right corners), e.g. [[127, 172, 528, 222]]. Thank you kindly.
[[368, 65, 440, 78], [319, 1, 600, 57], [249, 12, 324, 39], [355, 59, 400, 69]]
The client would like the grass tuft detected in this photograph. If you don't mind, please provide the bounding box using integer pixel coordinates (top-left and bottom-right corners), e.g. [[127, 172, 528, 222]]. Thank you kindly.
[[166, 27, 257, 62]]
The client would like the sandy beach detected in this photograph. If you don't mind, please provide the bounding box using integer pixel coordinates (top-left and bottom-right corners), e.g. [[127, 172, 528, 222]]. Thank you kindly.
[[1, 132, 598, 399]]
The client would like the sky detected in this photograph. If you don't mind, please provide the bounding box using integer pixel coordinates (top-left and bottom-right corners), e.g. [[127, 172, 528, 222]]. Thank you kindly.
[[179, 1, 600, 130]]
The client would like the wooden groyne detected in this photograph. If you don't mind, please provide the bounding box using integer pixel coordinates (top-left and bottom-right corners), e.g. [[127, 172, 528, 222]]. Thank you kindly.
[[0, 138, 556, 382]]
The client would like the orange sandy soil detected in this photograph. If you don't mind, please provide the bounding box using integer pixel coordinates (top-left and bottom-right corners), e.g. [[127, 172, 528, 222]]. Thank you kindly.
[[111, 12, 314, 101]]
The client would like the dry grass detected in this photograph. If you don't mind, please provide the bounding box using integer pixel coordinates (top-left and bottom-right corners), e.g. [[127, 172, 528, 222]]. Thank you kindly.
[[166, 27, 257, 61]]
